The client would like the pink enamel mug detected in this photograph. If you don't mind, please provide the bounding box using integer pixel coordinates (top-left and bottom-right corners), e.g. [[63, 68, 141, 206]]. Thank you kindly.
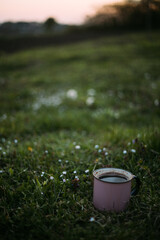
[[93, 168, 140, 212]]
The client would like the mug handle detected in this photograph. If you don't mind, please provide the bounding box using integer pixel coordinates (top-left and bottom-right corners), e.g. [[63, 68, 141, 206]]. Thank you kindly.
[[131, 175, 141, 196]]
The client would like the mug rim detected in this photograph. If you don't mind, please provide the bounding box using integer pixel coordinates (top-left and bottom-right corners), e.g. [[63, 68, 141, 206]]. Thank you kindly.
[[93, 168, 134, 184]]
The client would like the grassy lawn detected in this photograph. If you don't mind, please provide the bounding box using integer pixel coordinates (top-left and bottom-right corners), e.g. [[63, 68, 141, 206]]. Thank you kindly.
[[0, 31, 160, 240]]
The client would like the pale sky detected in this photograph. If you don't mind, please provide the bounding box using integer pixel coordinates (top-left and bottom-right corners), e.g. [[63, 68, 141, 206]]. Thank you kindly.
[[0, 0, 122, 24]]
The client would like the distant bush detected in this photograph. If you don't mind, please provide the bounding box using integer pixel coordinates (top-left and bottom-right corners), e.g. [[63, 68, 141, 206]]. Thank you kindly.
[[44, 17, 56, 31], [85, 0, 160, 31]]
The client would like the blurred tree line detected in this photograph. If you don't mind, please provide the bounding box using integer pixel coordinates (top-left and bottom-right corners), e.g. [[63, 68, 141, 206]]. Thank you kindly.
[[85, 0, 160, 31]]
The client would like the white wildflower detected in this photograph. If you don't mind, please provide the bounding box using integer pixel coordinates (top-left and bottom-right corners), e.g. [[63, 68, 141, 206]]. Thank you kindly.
[[3, 152, 6, 155], [123, 150, 127, 154], [95, 145, 99, 149], [154, 99, 159, 106], [87, 89, 96, 96], [73, 170, 77, 174], [63, 179, 66, 183], [0, 170, 3, 173], [50, 176, 54, 180], [86, 97, 95, 106], [131, 149, 136, 153], [105, 152, 108, 156], [45, 150, 48, 154], [85, 169, 89, 173], [98, 149, 102, 153], [66, 89, 78, 100], [65, 160, 69, 163], [62, 171, 67, 175], [75, 145, 81, 149], [58, 159, 62, 163], [0, 147, 2, 151], [89, 217, 95, 222], [14, 139, 18, 144]]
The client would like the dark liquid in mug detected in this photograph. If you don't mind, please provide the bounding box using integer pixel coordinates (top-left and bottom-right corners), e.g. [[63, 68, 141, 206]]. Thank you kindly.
[[99, 175, 127, 183]]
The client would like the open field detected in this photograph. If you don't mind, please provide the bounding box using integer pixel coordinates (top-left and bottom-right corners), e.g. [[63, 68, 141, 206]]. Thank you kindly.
[[0, 31, 160, 240]]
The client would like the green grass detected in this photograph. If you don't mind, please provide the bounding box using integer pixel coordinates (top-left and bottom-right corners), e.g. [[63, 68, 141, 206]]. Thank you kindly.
[[0, 31, 160, 240]]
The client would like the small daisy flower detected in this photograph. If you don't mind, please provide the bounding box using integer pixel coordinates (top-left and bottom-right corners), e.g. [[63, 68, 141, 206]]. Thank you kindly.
[[0, 170, 3, 173], [95, 145, 99, 149], [105, 152, 108, 156], [85, 169, 89, 173], [41, 192, 44, 195], [41, 174, 44, 177], [60, 174, 63, 178], [14, 139, 18, 144], [123, 150, 127, 154], [89, 217, 95, 222], [45, 150, 48, 154], [62, 171, 67, 175], [131, 149, 136, 153], [65, 160, 69, 163], [98, 149, 102, 153], [50, 176, 54, 180], [42, 171, 45, 175], [58, 159, 62, 163], [63, 179, 66, 183], [73, 170, 77, 174], [75, 145, 81, 149]]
